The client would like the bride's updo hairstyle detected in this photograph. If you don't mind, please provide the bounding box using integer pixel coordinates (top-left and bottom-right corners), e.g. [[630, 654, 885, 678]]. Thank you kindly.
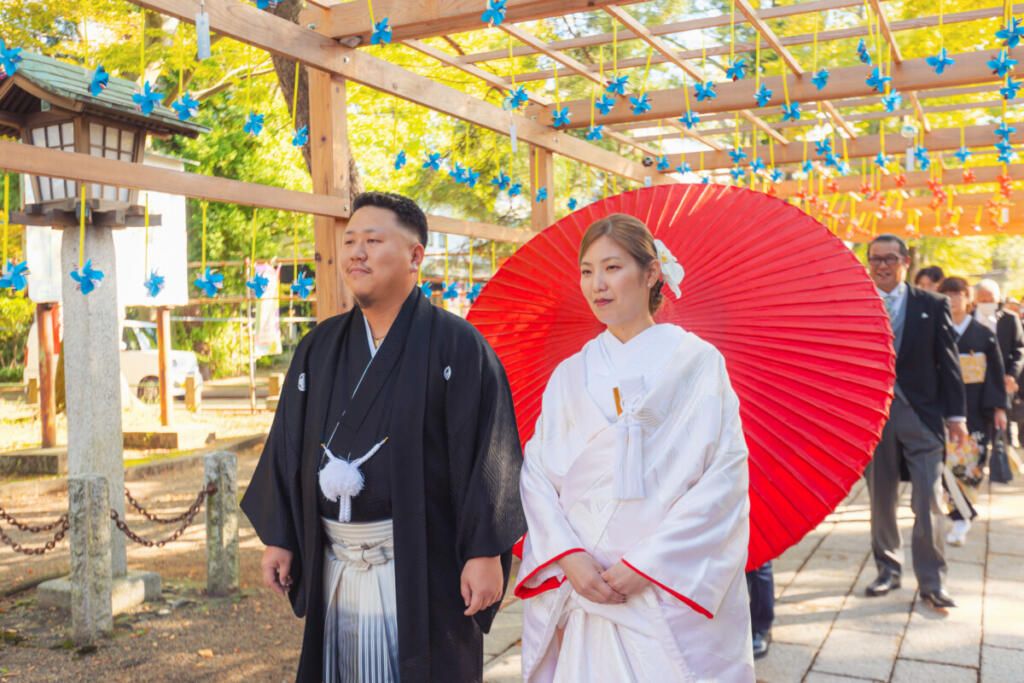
[[578, 213, 664, 316]]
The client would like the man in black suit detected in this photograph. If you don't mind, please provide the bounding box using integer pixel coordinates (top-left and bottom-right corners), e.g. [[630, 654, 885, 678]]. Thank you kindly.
[[864, 235, 967, 609]]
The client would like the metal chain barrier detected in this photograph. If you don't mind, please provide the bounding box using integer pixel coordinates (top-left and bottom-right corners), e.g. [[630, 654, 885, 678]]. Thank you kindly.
[[125, 486, 205, 524], [0, 511, 69, 556], [110, 483, 217, 548]]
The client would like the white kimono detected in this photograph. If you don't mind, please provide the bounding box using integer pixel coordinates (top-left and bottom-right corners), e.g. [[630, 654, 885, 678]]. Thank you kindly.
[[517, 324, 754, 683]]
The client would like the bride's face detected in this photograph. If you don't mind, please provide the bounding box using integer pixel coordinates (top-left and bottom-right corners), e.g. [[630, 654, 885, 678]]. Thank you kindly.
[[579, 235, 656, 328]]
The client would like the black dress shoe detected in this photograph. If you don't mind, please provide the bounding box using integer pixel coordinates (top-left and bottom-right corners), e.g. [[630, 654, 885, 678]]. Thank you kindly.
[[865, 572, 901, 596], [920, 589, 956, 609], [752, 630, 770, 660]]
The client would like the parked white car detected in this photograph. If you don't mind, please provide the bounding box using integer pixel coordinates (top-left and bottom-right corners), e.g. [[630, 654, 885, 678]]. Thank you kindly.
[[24, 319, 203, 402]]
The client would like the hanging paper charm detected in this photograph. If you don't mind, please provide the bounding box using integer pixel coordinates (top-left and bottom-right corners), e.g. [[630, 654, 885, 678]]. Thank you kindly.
[[422, 152, 442, 171], [605, 75, 629, 96], [534, 187, 548, 202], [0, 40, 22, 78], [194, 267, 224, 297], [782, 102, 801, 121], [0, 259, 29, 292], [594, 93, 616, 115], [988, 50, 1018, 77], [90, 65, 109, 97], [420, 282, 433, 298], [172, 91, 200, 122], [629, 93, 651, 115], [856, 39, 872, 65], [133, 81, 164, 115], [292, 125, 309, 147], [728, 146, 747, 164], [144, 270, 165, 298], [694, 81, 716, 101], [679, 110, 699, 129], [70, 258, 104, 295], [481, 0, 507, 26], [729, 166, 746, 181], [865, 67, 891, 93], [754, 84, 772, 107], [551, 107, 571, 128], [656, 156, 670, 171], [490, 170, 511, 191], [466, 282, 484, 304], [751, 158, 766, 174], [393, 150, 407, 170], [881, 91, 902, 112], [505, 85, 529, 110], [291, 270, 315, 299], [995, 120, 1016, 140], [247, 270, 269, 299], [811, 69, 829, 91], [874, 152, 892, 168], [449, 162, 469, 184], [585, 125, 604, 141], [676, 161, 692, 174], [1001, 77, 1021, 101], [814, 138, 832, 157], [244, 111, 264, 136], [725, 59, 746, 81], [568, 197, 578, 210], [953, 146, 972, 163], [256, 0, 279, 9], [443, 282, 459, 300], [926, 48, 955, 75], [508, 182, 523, 197], [371, 18, 392, 45], [996, 17, 1024, 48], [769, 168, 784, 183], [464, 168, 481, 188]]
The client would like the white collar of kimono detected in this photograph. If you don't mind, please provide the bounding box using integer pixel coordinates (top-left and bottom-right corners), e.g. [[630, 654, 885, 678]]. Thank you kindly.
[[953, 315, 971, 338], [363, 314, 380, 358]]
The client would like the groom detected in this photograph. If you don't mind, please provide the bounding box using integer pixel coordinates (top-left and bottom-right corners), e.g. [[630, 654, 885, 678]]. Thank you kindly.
[[242, 191, 526, 681]]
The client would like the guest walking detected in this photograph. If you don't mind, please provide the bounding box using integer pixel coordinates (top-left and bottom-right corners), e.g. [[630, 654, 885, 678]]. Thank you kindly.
[[914, 265, 944, 292]]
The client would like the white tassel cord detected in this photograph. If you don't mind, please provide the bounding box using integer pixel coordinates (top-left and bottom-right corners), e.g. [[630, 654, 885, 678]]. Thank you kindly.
[[319, 437, 389, 522]]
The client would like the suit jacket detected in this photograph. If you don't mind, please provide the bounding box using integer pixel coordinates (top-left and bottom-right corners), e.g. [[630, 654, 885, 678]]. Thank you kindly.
[[995, 307, 1024, 383], [893, 285, 967, 438]]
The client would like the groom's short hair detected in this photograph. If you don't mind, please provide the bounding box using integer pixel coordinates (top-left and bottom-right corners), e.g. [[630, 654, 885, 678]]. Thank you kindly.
[[352, 191, 428, 246]]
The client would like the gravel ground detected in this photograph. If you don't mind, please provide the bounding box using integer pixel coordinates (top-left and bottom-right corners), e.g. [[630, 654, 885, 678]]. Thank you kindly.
[[0, 445, 304, 682]]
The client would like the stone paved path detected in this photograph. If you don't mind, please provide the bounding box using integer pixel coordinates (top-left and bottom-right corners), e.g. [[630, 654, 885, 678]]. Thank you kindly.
[[481, 474, 1024, 682]]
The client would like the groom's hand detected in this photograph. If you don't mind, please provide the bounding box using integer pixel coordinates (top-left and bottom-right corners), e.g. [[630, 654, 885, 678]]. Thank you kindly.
[[461, 556, 504, 616]]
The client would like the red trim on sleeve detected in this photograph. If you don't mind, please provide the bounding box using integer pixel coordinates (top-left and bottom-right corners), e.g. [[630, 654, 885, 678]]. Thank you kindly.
[[513, 548, 585, 599], [622, 560, 714, 619]]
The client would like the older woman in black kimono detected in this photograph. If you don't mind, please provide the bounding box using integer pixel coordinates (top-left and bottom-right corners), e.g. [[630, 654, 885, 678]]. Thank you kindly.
[[937, 277, 1007, 545]]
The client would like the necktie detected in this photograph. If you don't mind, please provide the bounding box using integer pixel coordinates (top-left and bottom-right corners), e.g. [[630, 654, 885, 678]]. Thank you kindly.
[[884, 292, 897, 321]]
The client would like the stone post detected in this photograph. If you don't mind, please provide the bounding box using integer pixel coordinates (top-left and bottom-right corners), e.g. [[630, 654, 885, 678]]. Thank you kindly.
[[69, 473, 113, 645], [205, 451, 239, 596], [61, 224, 127, 577], [185, 375, 200, 412]]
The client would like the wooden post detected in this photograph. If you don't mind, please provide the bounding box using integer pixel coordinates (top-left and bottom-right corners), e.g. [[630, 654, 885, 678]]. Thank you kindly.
[[530, 146, 555, 232], [308, 68, 353, 321], [185, 376, 200, 413], [156, 306, 172, 427], [37, 302, 57, 448], [27, 377, 39, 404]]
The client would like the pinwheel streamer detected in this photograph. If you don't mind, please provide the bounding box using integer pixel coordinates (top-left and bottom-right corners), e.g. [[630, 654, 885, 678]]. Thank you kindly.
[[70, 187, 104, 295], [926, 0, 955, 74], [367, 0, 391, 45], [0, 39, 22, 79], [141, 195, 165, 297], [290, 60, 306, 146], [0, 174, 29, 292]]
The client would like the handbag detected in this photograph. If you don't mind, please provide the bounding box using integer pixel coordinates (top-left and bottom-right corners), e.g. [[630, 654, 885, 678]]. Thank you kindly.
[[945, 433, 984, 504], [989, 428, 1014, 484]]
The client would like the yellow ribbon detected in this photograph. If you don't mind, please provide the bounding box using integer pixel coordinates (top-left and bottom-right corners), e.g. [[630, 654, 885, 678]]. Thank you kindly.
[[79, 185, 86, 269]]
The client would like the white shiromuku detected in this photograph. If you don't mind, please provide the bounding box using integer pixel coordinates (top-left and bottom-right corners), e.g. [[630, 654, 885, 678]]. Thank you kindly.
[[322, 517, 399, 683], [517, 324, 754, 683]]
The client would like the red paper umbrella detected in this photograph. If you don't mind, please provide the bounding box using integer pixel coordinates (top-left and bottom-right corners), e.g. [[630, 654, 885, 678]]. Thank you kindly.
[[468, 183, 896, 569]]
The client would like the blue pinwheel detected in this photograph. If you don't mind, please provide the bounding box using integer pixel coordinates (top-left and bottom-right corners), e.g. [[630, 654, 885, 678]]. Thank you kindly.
[[605, 75, 629, 96], [881, 91, 902, 112], [464, 167, 481, 188], [371, 18, 392, 45], [675, 161, 692, 174], [172, 91, 200, 122], [998, 145, 1017, 164], [70, 259, 104, 295], [988, 50, 1018, 77], [393, 150, 407, 170], [143, 270, 165, 298], [1001, 77, 1021, 101], [995, 120, 1016, 140], [725, 59, 746, 81], [508, 182, 523, 197], [926, 48, 955, 75], [466, 282, 484, 304], [481, 0, 507, 25], [449, 162, 469, 184], [729, 166, 746, 181], [552, 107, 571, 128], [953, 146, 973, 163], [244, 111, 264, 136], [491, 170, 511, 191], [246, 271, 269, 299], [782, 102, 801, 121], [694, 81, 716, 101], [292, 125, 309, 147], [89, 65, 109, 97], [728, 146, 747, 164], [874, 151, 892, 168], [0, 40, 22, 78], [812, 69, 829, 91], [422, 152, 442, 171], [856, 38, 872, 65], [769, 168, 784, 183], [754, 83, 773, 107], [594, 93, 616, 115], [420, 282, 433, 298], [678, 110, 699, 129], [0, 259, 28, 292], [824, 152, 841, 170], [132, 81, 163, 115], [915, 145, 931, 170], [256, 0, 278, 8], [585, 125, 604, 141], [568, 197, 578, 210], [700, 175, 711, 184], [291, 270, 314, 299], [996, 139, 1014, 156], [505, 84, 529, 110], [750, 157, 766, 174], [442, 282, 459, 300], [194, 267, 224, 297], [535, 187, 547, 202], [656, 156, 670, 171], [997, 17, 1024, 49], [865, 67, 891, 93], [629, 93, 651, 115], [815, 138, 832, 156], [801, 160, 814, 174]]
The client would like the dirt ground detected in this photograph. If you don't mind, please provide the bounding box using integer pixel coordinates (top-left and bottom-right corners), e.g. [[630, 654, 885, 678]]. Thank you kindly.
[[0, 444, 304, 682]]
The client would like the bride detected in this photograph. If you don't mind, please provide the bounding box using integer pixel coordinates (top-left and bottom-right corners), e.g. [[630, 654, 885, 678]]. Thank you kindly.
[[516, 213, 754, 682]]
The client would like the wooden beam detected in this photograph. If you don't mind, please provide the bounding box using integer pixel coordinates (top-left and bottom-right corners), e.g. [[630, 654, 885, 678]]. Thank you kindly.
[[604, 5, 703, 80], [129, 0, 656, 184], [772, 164, 1024, 198], [526, 49, 1024, 128], [735, 0, 803, 75], [300, 0, 628, 43], [500, 24, 604, 87], [867, 0, 931, 133]]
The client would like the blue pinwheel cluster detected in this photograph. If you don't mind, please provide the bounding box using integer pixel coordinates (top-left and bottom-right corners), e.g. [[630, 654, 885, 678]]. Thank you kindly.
[[926, 48, 955, 75], [914, 144, 931, 170], [728, 146, 747, 164], [754, 83, 772, 107], [291, 271, 314, 299], [0, 40, 22, 78], [90, 65, 109, 97], [534, 187, 547, 202], [0, 259, 28, 292], [508, 182, 523, 197], [997, 17, 1023, 48], [750, 157, 766, 174], [856, 39, 872, 65], [725, 59, 746, 81], [420, 282, 433, 298], [552, 107, 571, 128], [71, 259, 104, 295], [814, 138, 832, 157], [393, 150, 407, 170], [422, 152, 442, 171], [953, 146, 972, 163], [995, 121, 1017, 162], [629, 93, 651, 115], [371, 18, 392, 45], [729, 166, 746, 181], [823, 152, 842, 172], [292, 125, 309, 147], [694, 81, 716, 102], [466, 282, 484, 304], [247, 270, 269, 299], [801, 159, 814, 174], [481, 0, 507, 26], [442, 282, 459, 300], [995, 120, 1016, 141], [449, 162, 469, 184], [678, 110, 699, 129], [656, 156, 670, 171], [585, 124, 604, 141], [464, 167, 480, 188], [988, 50, 1018, 77], [490, 170, 511, 191], [881, 90, 902, 112], [172, 92, 200, 122], [769, 168, 784, 183], [143, 270, 165, 298], [568, 197, 578, 210], [675, 161, 692, 174], [244, 111, 264, 136], [194, 267, 224, 297], [605, 75, 629, 96], [812, 69, 829, 91], [133, 82, 163, 115], [1001, 77, 1021, 100], [865, 67, 891, 93], [594, 93, 616, 115], [782, 102, 801, 121], [504, 84, 529, 110]]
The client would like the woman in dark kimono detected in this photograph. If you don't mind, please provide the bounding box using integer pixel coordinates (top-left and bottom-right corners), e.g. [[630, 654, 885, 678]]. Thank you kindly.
[[937, 277, 1007, 545]]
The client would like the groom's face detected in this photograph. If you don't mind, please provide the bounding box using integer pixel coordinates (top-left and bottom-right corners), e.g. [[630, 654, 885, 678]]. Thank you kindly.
[[341, 206, 423, 306]]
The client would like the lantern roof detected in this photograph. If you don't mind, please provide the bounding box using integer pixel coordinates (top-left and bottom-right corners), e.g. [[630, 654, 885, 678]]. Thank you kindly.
[[0, 51, 207, 139]]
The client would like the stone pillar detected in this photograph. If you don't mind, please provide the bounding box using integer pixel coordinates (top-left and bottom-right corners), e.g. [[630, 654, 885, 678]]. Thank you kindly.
[[69, 473, 113, 645], [61, 224, 127, 577], [205, 451, 239, 596]]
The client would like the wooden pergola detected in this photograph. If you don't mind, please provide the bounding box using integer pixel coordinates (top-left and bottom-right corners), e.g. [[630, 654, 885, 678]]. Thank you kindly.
[[2, 0, 1022, 321]]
